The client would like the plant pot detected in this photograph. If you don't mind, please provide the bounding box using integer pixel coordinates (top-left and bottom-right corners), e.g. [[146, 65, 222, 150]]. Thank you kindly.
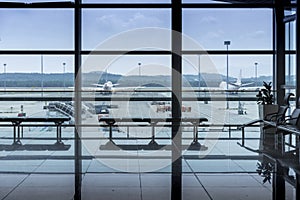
[[258, 104, 278, 120], [258, 104, 278, 151]]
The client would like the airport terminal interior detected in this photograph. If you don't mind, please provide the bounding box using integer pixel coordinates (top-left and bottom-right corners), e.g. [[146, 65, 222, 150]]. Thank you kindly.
[[0, 0, 300, 199]]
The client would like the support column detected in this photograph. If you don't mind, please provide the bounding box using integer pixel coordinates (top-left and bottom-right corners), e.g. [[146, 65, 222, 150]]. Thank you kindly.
[[171, 0, 182, 200], [74, 0, 82, 199], [296, 1, 300, 107], [274, 0, 285, 105]]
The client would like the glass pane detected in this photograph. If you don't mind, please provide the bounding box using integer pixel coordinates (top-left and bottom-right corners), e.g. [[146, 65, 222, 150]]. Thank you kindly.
[[285, 21, 296, 51], [183, 55, 273, 86], [0, 55, 74, 91], [81, 54, 171, 96], [0, 9, 74, 50], [285, 54, 296, 87], [82, 9, 171, 50], [183, 9, 273, 50]]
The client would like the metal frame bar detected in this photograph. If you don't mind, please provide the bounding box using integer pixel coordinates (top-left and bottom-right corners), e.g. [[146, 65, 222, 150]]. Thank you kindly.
[[171, 0, 182, 199], [1, 2, 297, 9], [74, 0, 82, 198], [296, 3, 300, 107], [274, 0, 286, 105]]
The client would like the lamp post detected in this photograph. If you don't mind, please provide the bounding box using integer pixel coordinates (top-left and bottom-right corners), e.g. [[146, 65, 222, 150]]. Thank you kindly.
[[41, 55, 44, 97], [255, 62, 258, 87], [138, 62, 141, 77], [62, 62, 66, 89], [198, 55, 200, 96], [224, 40, 231, 109], [138, 62, 141, 86], [3, 63, 6, 92]]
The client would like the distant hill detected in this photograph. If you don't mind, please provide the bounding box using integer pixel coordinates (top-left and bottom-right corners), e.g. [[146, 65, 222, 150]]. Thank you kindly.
[[0, 72, 274, 88]]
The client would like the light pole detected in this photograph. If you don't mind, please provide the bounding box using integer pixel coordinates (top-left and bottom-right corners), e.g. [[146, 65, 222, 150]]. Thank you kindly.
[[3, 63, 6, 92], [138, 62, 141, 86], [255, 62, 258, 87], [138, 62, 141, 77], [198, 55, 200, 96], [62, 62, 66, 89], [224, 40, 231, 109], [41, 55, 44, 97]]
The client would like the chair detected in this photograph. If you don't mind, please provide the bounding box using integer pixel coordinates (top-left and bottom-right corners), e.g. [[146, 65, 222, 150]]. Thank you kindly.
[[275, 97, 300, 155], [239, 93, 294, 146], [264, 93, 294, 125]]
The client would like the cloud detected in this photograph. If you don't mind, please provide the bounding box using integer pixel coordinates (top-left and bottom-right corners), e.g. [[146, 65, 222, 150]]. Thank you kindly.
[[249, 30, 265, 38], [199, 16, 217, 24], [204, 30, 224, 39], [96, 12, 163, 30]]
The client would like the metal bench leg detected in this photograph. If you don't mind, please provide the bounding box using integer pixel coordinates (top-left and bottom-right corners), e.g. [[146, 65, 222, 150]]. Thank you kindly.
[[12, 122, 22, 145], [148, 123, 158, 146], [188, 123, 207, 151], [55, 122, 64, 145], [100, 123, 118, 150], [241, 127, 245, 146]]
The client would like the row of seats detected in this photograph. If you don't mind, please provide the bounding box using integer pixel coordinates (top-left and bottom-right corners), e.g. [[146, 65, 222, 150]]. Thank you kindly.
[[239, 93, 300, 156]]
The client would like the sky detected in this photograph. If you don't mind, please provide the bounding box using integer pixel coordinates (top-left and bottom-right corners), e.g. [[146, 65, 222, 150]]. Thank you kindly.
[[0, 5, 274, 78]]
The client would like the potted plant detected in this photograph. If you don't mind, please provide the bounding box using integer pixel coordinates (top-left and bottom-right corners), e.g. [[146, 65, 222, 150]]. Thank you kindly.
[[256, 81, 273, 105], [256, 81, 278, 120]]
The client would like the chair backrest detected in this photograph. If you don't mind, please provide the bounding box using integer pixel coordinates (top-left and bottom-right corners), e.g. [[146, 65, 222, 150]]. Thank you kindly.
[[283, 93, 294, 106], [275, 93, 294, 123], [288, 108, 300, 126]]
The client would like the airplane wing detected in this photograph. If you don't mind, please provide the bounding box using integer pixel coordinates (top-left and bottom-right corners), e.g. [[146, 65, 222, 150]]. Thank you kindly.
[[240, 82, 254, 87], [109, 86, 145, 92], [92, 84, 104, 87]]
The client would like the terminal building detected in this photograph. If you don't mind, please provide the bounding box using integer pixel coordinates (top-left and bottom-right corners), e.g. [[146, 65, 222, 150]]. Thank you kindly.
[[0, 0, 299, 199]]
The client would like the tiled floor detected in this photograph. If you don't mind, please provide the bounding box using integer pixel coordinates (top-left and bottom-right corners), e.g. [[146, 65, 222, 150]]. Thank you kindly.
[[0, 172, 274, 200], [0, 126, 288, 200]]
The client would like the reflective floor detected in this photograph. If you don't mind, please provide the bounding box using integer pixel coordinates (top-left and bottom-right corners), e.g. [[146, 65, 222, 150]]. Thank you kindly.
[[0, 131, 288, 200]]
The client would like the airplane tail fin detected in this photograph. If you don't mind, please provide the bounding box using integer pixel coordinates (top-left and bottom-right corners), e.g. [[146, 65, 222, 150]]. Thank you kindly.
[[236, 69, 242, 86]]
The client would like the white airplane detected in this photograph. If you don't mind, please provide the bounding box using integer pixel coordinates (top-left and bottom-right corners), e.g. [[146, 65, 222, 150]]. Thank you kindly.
[[92, 81, 119, 94], [84, 80, 145, 95], [218, 69, 256, 93]]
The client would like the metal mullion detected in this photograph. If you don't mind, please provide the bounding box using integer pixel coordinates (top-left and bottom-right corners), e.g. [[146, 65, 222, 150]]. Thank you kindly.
[[171, 0, 182, 199], [182, 3, 276, 9], [74, 0, 82, 198], [80, 50, 275, 55], [81, 3, 171, 9], [0, 2, 75, 8], [183, 50, 274, 55], [296, 2, 300, 107], [0, 50, 280, 55], [0, 50, 75, 55], [81, 50, 172, 55]]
